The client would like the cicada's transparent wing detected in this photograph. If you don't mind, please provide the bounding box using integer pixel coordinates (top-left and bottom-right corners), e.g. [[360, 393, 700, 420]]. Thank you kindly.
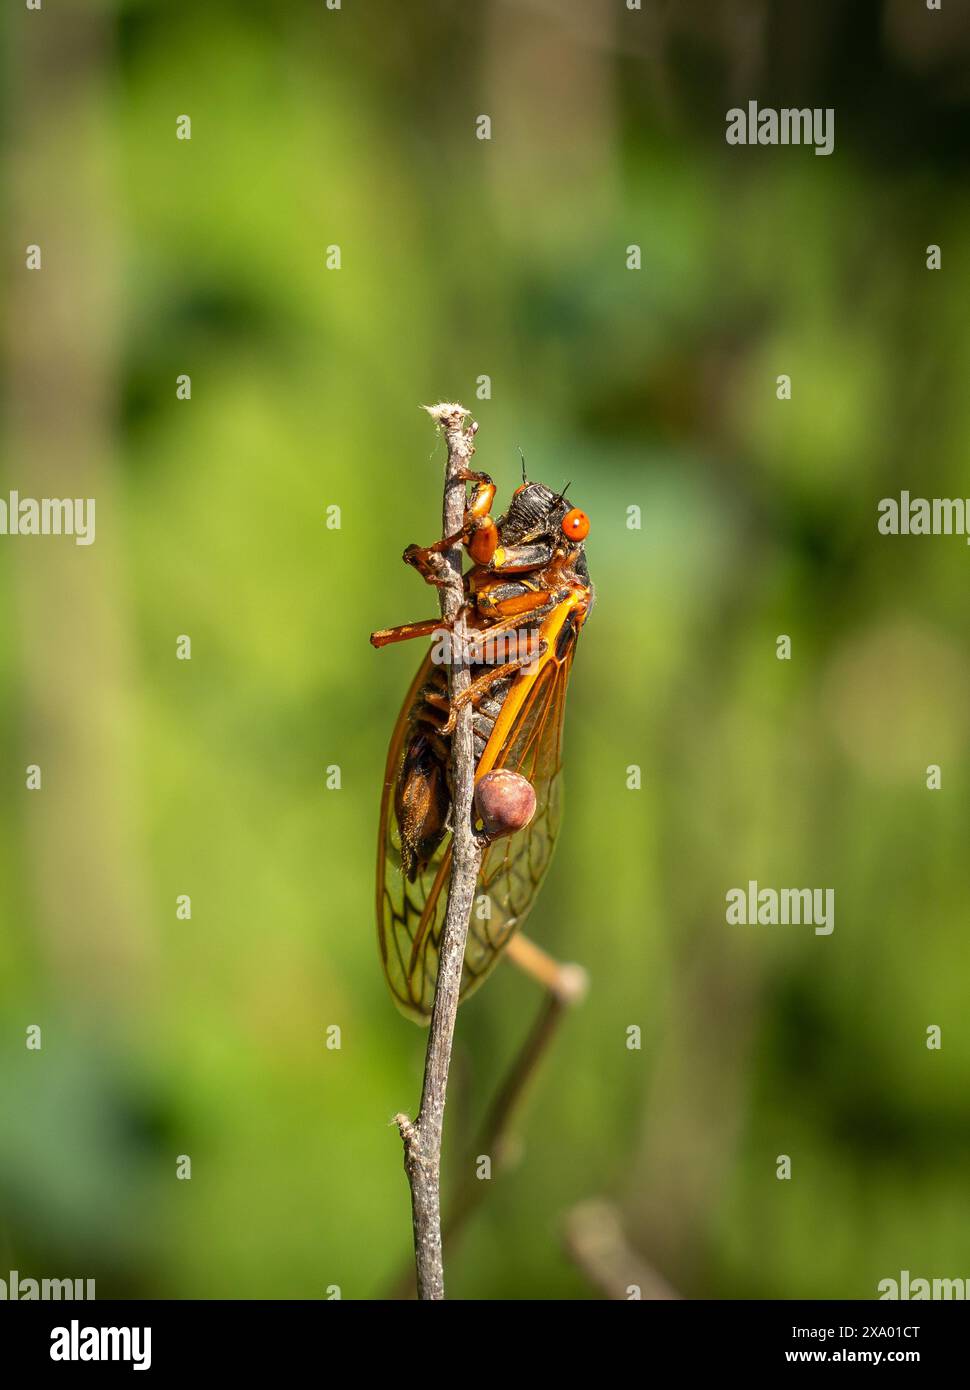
[[376, 652, 451, 1023]]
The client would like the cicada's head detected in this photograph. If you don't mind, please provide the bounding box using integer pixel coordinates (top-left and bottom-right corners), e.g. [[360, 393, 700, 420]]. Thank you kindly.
[[497, 476, 590, 559]]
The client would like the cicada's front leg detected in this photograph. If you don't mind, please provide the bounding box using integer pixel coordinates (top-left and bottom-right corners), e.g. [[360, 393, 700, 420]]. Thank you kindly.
[[402, 470, 498, 583]]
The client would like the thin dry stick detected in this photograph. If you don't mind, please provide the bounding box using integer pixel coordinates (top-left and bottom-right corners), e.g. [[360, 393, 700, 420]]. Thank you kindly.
[[394, 402, 483, 1301], [387, 936, 588, 1300], [442, 940, 588, 1239]]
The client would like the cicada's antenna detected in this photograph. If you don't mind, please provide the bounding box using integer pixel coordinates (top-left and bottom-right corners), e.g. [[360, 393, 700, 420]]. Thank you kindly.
[[517, 447, 528, 486], [553, 481, 572, 505]]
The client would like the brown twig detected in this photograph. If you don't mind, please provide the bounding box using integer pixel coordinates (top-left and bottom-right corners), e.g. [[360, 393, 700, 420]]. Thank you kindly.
[[387, 936, 588, 1299], [393, 402, 483, 1301], [442, 940, 588, 1241]]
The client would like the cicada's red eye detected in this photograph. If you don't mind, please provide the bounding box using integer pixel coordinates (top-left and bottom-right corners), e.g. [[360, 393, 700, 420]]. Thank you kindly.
[[561, 508, 589, 541]]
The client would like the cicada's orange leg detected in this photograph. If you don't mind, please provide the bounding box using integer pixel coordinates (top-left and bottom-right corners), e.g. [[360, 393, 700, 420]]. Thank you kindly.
[[402, 471, 499, 582], [369, 617, 450, 649], [371, 598, 490, 649], [441, 641, 548, 735]]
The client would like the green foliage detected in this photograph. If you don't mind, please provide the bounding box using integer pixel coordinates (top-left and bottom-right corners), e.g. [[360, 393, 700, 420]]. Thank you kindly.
[[1, 1, 967, 1299]]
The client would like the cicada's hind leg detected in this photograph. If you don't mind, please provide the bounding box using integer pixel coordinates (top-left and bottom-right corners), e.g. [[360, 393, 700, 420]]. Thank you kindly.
[[440, 642, 548, 735]]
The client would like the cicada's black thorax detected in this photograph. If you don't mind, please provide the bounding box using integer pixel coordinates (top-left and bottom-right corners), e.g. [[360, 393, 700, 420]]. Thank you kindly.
[[496, 481, 571, 544]]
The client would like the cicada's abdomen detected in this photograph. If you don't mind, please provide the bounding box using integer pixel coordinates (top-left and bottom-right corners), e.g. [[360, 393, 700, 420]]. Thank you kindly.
[[395, 730, 449, 881], [393, 661, 518, 881], [471, 676, 513, 761]]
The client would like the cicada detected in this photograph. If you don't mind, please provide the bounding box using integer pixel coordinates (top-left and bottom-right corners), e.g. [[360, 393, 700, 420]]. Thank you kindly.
[[371, 459, 593, 1023]]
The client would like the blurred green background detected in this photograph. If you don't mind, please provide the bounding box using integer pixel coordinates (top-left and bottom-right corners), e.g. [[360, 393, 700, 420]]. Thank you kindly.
[[2, 0, 969, 1299]]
